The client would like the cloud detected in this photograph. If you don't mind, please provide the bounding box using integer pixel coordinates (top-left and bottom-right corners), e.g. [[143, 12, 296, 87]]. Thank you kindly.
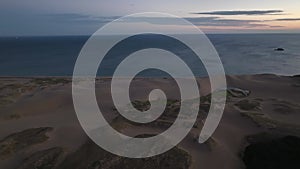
[[42, 13, 119, 24], [274, 18, 300, 21], [1, 12, 285, 36], [119, 16, 281, 28], [184, 17, 274, 28], [37, 13, 285, 29], [192, 10, 284, 16], [269, 25, 285, 28], [40, 14, 270, 28]]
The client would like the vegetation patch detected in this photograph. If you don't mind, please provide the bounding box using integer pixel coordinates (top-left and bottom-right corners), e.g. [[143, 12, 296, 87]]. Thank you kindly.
[[30, 78, 70, 86], [235, 99, 261, 111], [16, 147, 63, 169], [0, 127, 53, 159], [57, 140, 191, 169], [240, 112, 277, 129]]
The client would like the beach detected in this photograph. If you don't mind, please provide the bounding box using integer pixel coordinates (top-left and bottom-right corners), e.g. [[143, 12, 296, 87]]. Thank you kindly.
[[0, 74, 299, 169]]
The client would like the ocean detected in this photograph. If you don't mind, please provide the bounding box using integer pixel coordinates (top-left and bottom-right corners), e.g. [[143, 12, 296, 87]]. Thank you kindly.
[[0, 34, 299, 77]]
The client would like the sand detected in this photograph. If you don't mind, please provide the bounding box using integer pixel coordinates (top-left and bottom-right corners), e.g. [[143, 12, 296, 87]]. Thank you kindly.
[[0, 74, 299, 169]]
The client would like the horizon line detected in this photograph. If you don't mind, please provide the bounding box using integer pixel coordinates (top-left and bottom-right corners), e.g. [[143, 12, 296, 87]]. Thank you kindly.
[[1, 32, 300, 38]]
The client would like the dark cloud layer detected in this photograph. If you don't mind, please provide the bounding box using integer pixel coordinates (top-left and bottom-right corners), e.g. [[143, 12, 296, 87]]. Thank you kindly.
[[43, 13, 119, 24], [185, 17, 271, 28], [275, 18, 300, 21], [44, 13, 280, 28], [192, 10, 284, 16]]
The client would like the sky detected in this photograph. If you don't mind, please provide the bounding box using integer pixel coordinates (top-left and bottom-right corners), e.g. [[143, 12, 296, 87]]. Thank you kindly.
[[1, 0, 300, 36]]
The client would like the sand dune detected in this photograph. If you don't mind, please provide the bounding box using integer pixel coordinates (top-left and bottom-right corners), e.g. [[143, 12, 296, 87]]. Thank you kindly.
[[0, 74, 299, 169]]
